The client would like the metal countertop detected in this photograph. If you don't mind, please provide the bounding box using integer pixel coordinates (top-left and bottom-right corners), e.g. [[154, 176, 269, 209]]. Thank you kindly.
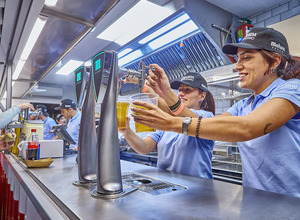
[[10, 154, 300, 219]]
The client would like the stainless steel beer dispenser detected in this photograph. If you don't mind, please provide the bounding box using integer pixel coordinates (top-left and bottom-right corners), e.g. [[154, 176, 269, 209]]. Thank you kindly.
[[91, 51, 145, 199], [73, 66, 97, 186]]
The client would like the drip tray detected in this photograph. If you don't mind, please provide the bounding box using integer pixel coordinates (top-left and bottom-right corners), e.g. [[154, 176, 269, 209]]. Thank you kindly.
[[122, 172, 187, 195]]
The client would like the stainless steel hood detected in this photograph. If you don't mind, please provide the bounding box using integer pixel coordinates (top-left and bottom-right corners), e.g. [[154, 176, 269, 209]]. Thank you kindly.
[[120, 30, 231, 95]]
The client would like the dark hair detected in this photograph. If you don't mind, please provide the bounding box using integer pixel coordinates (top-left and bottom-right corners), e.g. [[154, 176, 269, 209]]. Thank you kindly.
[[259, 50, 300, 80], [199, 90, 215, 115]]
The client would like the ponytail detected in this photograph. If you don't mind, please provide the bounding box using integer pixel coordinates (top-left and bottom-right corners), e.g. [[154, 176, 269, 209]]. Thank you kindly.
[[200, 90, 215, 115], [281, 56, 300, 80], [260, 50, 300, 80]]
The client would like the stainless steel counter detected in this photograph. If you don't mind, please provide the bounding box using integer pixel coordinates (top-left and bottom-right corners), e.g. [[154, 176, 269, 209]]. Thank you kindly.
[[6, 153, 300, 220], [120, 151, 243, 184]]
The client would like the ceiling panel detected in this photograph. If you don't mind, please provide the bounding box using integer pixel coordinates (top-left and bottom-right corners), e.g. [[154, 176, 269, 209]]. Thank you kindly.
[[47, 0, 116, 21]]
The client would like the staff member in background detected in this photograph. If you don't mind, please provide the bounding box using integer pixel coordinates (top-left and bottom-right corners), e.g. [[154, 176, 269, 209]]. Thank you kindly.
[[120, 70, 215, 179], [29, 112, 38, 120], [36, 105, 56, 140], [0, 103, 35, 150], [55, 114, 67, 128], [130, 27, 300, 197], [55, 99, 81, 149]]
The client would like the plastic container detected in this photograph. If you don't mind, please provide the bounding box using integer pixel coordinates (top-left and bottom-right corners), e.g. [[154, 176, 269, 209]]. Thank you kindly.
[[27, 129, 39, 160]]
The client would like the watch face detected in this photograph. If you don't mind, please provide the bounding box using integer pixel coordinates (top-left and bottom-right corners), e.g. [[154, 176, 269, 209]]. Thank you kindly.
[[184, 117, 191, 124], [182, 117, 192, 135]]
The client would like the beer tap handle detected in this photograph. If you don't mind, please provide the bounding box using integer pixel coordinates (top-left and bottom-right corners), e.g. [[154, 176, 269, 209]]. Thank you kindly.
[[138, 61, 147, 93]]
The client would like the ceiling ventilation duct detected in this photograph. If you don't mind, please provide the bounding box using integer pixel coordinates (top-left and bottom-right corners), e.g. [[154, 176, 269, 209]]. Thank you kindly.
[[118, 6, 233, 95]]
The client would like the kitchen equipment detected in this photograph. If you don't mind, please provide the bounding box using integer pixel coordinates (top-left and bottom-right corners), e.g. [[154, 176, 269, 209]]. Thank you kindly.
[[91, 51, 144, 198], [18, 140, 63, 160], [21, 121, 43, 141], [73, 66, 97, 185]]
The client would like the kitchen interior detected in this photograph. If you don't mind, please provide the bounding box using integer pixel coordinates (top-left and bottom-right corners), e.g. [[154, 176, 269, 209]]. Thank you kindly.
[[0, 0, 300, 219]]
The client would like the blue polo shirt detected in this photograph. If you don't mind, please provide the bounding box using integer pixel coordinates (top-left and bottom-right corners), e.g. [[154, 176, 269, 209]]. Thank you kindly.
[[43, 116, 56, 140], [227, 78, 300, 197], [148, 109, 215, 179], [67, 110, 81, 149]]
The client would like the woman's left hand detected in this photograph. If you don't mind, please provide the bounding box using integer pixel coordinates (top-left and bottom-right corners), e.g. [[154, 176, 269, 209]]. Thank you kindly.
[[131, 101, 181, 132]]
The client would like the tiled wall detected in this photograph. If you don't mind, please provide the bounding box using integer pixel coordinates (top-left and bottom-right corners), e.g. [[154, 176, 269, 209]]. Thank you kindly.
[[247, 0, 300, 27]]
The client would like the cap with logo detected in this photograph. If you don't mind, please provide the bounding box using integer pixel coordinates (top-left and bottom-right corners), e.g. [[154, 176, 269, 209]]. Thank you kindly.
[[55, 99, 76, 110], [222, 27, 290, 60], [170, 72, 208, 92]]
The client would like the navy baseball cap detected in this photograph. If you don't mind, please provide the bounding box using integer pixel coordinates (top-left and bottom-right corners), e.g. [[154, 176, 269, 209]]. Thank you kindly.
[[222, 27, 290, 60], [170, 72, 208, 92], [55, 99, 76, 110]]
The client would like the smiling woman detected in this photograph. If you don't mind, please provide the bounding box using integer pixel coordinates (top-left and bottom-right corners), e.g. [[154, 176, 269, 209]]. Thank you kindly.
[[131, 27, 300, 198], [119, 67, 216, 179]]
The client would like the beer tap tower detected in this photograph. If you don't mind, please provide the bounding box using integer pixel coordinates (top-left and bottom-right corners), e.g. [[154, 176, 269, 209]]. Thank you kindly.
[[73, 66, 97, 185], [91, 50, 146, 198]]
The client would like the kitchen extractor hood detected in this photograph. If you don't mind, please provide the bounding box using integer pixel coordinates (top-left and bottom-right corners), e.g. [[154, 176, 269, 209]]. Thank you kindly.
[[118, 6, 234, 95]]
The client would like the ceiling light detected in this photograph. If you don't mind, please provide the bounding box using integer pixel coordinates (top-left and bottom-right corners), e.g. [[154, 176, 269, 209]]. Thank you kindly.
[[12, 60, 26, 80], [12, 16, 47, 81], [97, 0, 173, 46], [118, 50, 143, 66], [149, 20, 198, 50], [56, 60, 84, 75], [20, 16, 47, 60], [139, 13, 190, 44], [45, 0, 58, 7], [118, 48, 132, 58]]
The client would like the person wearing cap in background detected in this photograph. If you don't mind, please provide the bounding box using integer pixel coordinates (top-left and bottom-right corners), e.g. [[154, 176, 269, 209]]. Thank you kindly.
[[120, 66, 216, 179], [36, 104, 56, 140], [55, 99, 81, 150], [0, 103, 35, 151], [55, 114, 67, 128], [29, 112, 38, 120], [130, 27, 300, 197]]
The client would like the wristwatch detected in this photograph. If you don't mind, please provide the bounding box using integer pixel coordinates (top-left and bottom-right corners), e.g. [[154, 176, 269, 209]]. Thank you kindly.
[[182, 117, 192, 135]]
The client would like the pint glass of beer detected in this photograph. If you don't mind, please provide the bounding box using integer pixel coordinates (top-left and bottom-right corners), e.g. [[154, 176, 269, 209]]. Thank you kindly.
[[130, 93, 158, 133], [117, 98, 130, 129]]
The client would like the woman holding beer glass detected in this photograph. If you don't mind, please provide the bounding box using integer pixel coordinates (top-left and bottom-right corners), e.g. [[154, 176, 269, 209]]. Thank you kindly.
[[119, 68, 215, 179], [130, 28, 300, 197]]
